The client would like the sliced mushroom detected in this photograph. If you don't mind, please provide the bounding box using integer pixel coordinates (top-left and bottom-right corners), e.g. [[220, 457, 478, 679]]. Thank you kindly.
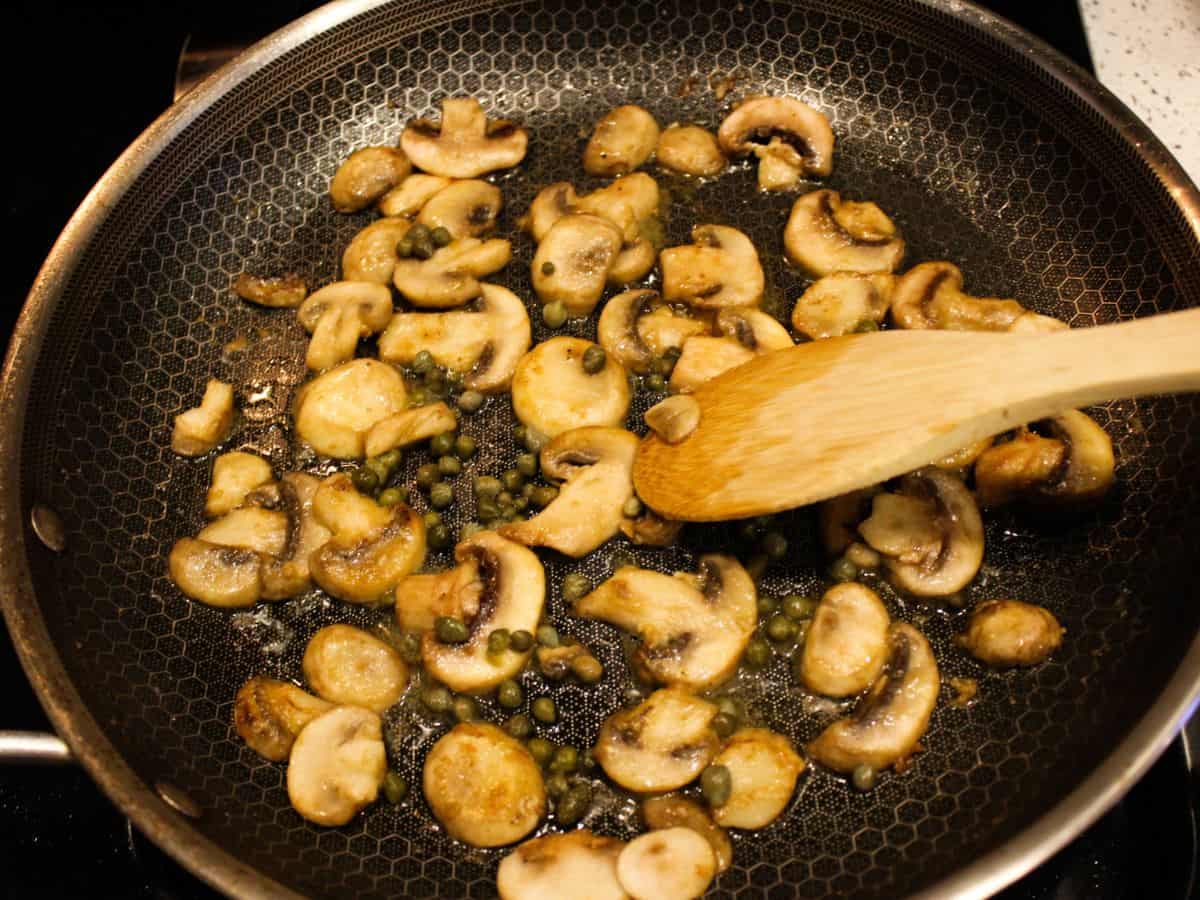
[[818, 486, 881, 558], [656, 124, 726, 177], [577, 555, 756, 691], [393, 558, 482, 632], [661, 225, 764, 309], [497, 830, 628, 900], [710, 728, 806, 830], [1026, 410, 1114, 505], [620, 508, 685, 547], [799, 583, 890, 698], [669, 310, 792, 393], [511, 337, 631, 438], [583, 105, 660, 176], [297, 282, 393, 371], [973, 429, 1067, 507], [858, 467, 984, 597], [233, 676, 333, 762], [364, 401, 458, 458], [330, 146, 411, 213], [234, 272, 307, 308], [523, 183, 580, 241], [293, 358, 408, 458], [890, 262, 1067, 333], [172, 379, 234, 456], [286, 706, 386, 826], [400, 97, 528, 178], [717, 95, 835, 179], [594, 688, 720, 793], [577, 173, 662, 286], [260, 472, 332, 600], [377, 173, 454, 217], [753, 137, 810, 192], [309, 472, 426, 604], [197, 505, 289, 558], [957, 599, 1064, 667], [531, 214, 624, 317], [168, 538, 262, 608], [302, 624, 409, 713], [416, 179, 503, 239], [205, 451, 273, 518], [340, 217, 411, 284], [644, 395, 701, 444], [499, 427, 638, 557], [616, 827, 715, 900], [637, 306, 710, 356], [379, 283, 531, 394], [392, 237, 512, 308], [423, 722, 546, 847], [934, 436, 995, 474], [807, 623, 939, 773], [598, 289, 663, 374], [420, 531, 545, 692], [784, 190, 905, 277], [641, 795, 732, 873], [791, 273, 896, 340]]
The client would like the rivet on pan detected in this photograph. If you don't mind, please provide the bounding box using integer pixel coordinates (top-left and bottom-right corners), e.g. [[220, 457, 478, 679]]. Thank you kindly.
[[155, 781, 203, 820], [30, 504, 66, 553]]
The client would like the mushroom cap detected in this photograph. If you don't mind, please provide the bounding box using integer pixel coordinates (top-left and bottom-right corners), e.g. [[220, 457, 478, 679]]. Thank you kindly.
[[341, 217, 411, 284], [377, 173, 453, 218], [660, 224, 764, 309], [260, 472, 331, 600], [416, 179, 503, 239], [958, 599, 1064, 667], [791, 273, 896, 340], [233, 676, 332, 762], [297, 281, 394, 371], [498, 831, 627, 900], [597, 288, 661, 374], [710, 728, 806, 829], [302, 624, 408, 713], [783, 189, 905, 277], [234, 272, 307, 308], [531, 213, 624, 317], [717, 95, 834, 176], [1036, 410, 1115, 504], [799, 583, 891, 697], [511, 336, 631, 438], [330, 146, 411, 213], [400, 97, 528, 178], [656, 123, 727, 177], [293, 358, 408, 458], [583, 104, 660, 177], [286, 706, 386, 826], [392, 237, 512, 308], [891, 261, 1024, 331]]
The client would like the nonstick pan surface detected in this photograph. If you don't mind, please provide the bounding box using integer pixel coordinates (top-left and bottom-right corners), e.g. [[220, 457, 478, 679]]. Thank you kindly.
[[3, 1, 1200, 898]]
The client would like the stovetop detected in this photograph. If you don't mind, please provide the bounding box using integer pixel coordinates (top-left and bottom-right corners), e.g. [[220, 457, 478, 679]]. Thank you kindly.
[[1, 2, 1195, 898]]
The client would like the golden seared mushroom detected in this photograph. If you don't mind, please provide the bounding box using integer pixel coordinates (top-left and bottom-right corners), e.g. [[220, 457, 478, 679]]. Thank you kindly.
[[791, 273, 896, 339], [957, 599, 1065, 667], [330, 146, 411, 213], [808, 623, 939, 774], [293, 358, 408, 458], [378, 283, 531, 394], [309, 472, 426, 604], [204, 451, 273, 518], [234, 676, 333, 762], [710, 728, 806, 830], [523, 182, 579, 241], [656, 124, 726, 177], [934, 437, 995, 475], [644, 395, 701, 445], [420, 531, 544, 692], [617, 828, 715, 900], [511, 337, 631, 438], [637, 306, 711, 357], [661, 224, 765, 309], [286, 706, 387, 826], [531, 214, 624, 317], [392, 237, 512, 308], [598, 289, 664, 374], [857, 467, 984, 597], [168, 540, 264, 608], [499, 427, 639, 558], [172, 379, 234, 456], [890, 261, 1067, 332], [423, 722, 546, 847], [641, 796, 733, 873], [364, 401, 458, 458], [799, 583, 890, 697], [594, 688, 720, 793], [400, 97, 528, 178], [341, 217, 411, 284], [416, 179, 503, 239], [197, 504, 289, 557], [393, 562, 481, 632], [576, 555, 756, 690], [620, 507, 685, 548], [259, 472, 332, 600], [497, 830, 628, 900], [669, 309, 793, 393], [583, 104, 660, 176], [784, 190, 905, 277], [974, 429, 1067, 507], [575, 173, 663, 286], [302, 624, 409, 713], [377, 173, 453, 217], [234, 272, 307, 308], [718, 95, 835, 189], [297, 282, 393, 371]]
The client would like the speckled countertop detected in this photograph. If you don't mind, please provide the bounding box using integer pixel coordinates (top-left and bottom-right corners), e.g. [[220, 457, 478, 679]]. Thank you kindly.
[[1080, 0, 1200, 182]]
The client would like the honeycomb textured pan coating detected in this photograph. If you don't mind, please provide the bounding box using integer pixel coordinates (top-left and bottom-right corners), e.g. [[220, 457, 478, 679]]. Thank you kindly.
[[17, 0, 1200, 897]]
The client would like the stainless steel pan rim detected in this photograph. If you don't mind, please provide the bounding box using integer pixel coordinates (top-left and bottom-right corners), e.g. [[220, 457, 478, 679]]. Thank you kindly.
[[1, 1, 1197, 897]]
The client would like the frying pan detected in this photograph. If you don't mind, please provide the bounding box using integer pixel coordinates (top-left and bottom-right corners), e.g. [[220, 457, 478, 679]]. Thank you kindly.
[[2, 0, 1199, 897]]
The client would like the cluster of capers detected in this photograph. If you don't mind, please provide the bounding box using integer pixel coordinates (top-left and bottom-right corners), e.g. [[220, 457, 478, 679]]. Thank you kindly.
[[696, 697, 746, 807], [734, 515, 791, 582], [420, 679, 483, 724], [643, 345, 682, 393], [742, 592, 817, 670], [406, 349, 482, 410], [373, 620, 424, 665], [531, 620, 605, 685], [349, 448, 408, 505], [469, 424, 560, 525], [396, 222, 452, 261]]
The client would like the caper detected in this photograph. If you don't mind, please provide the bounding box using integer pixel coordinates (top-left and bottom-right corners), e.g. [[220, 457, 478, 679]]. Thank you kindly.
[[454, 434, 477, 459], [513, 496, 529, 513], [757, 594, 779, 616], [422, 510, 443, 529], [396, 235, 414, 258], [497, 679, 523, 708], [854, 318, 880, 333], [621, 497, 643, 518], [512, 424, 528, 444], [582, 345, 607, 374], [744, 636, 771, 668], [460, 522, 484, 539], [762, 530, 788, 560], [474, 475, 502, 498], [548, 745, 579, 774], [530, 485, 559, 508], [541, 260, 557, 276], [561, 573, 592, 602], [421, 684, 453, 713], [536, 624, 560, 648], [424, 367, 446, 391], [430, 226, 453, 247], [377, 447, 403, 471], [383, 771, 408, 804], [429, 482, 454, 509], [545, 772, 569, 799], [532, 696, 557, 723], [501, 469, 524, 492], [416, 463, 440, 490], [852, 763, 878, 791], [504, 714, 534, 739], [571, 654, 604, 684], [829, 556, 859, 583], [437, 455, 462, 477], [430, 432, 455, 457], [456, 389, 484, 413], [712, 712, 738, 739], [520, 483, 535, 499], [527, 737, 555, 766], [542, 300, 567, 329], [365, 456, 392, 486], [427, 522, 451, 549], [783, 595, 817, 621], [496, 490, 514, 507], [351, 467, 379, 494], [412, 234, 435, 260], [412, 350, 435, 374], [453, 695, 478, 723], [646, 373, 666, 392], [477, 498, 500, 521], [516, 453, 538, 477], [377, 487, 405, 507], [488, 629, 512, 656], [556, 783, 592, 826], [700, 764, 732, 807], [435, 616, 469, 644], [523, 429, 547, 453], [767, 614, 798, 643]]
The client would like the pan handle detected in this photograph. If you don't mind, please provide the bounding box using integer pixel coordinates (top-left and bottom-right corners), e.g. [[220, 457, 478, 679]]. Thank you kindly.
[[0, 730, 74, 765]]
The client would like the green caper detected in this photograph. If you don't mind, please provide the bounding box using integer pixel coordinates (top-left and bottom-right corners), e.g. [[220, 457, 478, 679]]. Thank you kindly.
[[456, 389, 484, 413], [407, 223, 431, 242], [435, 616, 470, 644], [767, 614, 798, 643], [545, 772, 569, 799], [429, 482, 454, 509], [582, 345, 607, 374], [424, 367, 446, 391], [501, 469, 524, 492], [556, 783, 592, 826], [530, 485, 559, 508], [548, 745, 578, 774], [757, 594, 779, 616], [474, 475, 502, 498], [416, 463, 441, 490], [536, 624, 560, 648], [459, 521, 485, 540], [700, 764, 732, 807], [513, 424, 528, 443], [852, 763, 878, 791], [520, 482, 536, 499], [744, 636, 771, 668], [497, 679, 523, 708], [621, 497, 643, 518], [365, 457, 392, 486], [829, 556, 859, 583], [437, 455, 462, 477], [513, 496, 529, 513], [453, 695, 478, 723], [532, 696, 557, 723], [383, 771, 408, 804], [509, 630, 534, 652], [412, 236, 435, 260], [542, 301, 567, 329], [396, 235, 414, 258], [762, 531, 788, 560], [488, 629, 512, 656], [397, 631, 422, 664], [421, 684, 453, 713], [541, 260, 557, 276], [412, 350, 435, 374], [712, 712, 738, 739], [454, 434, 477, 459], [716, 697, 741, 720], [430, 432, 455, 457], [783, 595, 817, 621], [516, 453, 538, 477], [854, 318, 880, 333], [653, 355, 675, 377], [523, 429, 547, 453], [377, 447, 403, 471], [477, 498, 500, 521], [527, 737, 555, 766], [430, 226, 453, 247], [504, 714, 534, 739], [351, 467, 380, 494], [427, 522, 451, 549], [646, 373, 666, 392], [570, 654, 604, 684], [422, 510, 443, 529], [561, 573, 592, 602], [407, 386, 431, 407], [496, 490, 514, 508], [378, 487, 406, 507]]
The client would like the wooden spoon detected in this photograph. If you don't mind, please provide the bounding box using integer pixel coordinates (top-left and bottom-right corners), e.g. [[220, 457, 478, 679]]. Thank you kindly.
[[633, 308, 1200, 521]]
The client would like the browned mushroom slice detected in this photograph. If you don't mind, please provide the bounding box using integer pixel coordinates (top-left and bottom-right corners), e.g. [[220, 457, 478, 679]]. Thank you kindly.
[[377, 173, 454, 217], [393, 556, 482, 632], [710, 728, 806, 829], [597, 288, 662, 374], [341, 217, 411, 284], [167, 538, 263, 608], [302, 624, 408, 713], [392, 237, 512, 308], [799, 583, 890, 697], [668, 309, 792, 393], [644, 395, 701, 445], [400, 97, 528, 178], [234, 272, 307, 308], [661, 224, 765, 309], [641, 795, 732, 873], [531, 214, 624, 317], [576, 173, 663, 286], [416, 179, 503, 239], [287, 706, 386, 826], [511, 337, 630, 438], [583, 105, 660, 176], [233, 676, 333, 762], [957, 599, 1064, 667], [620, 507, 685, 547], [791, 273, 896, 339], [205, 451, 273, 518], [259, 472, 332, 600], [297, 282, 393, 371], [933, 436, 995, 474], [497, 830, 628, 900], [293, 359, 408, 459], [784, 190, 905, 277], [1035, 410, 1115, 504], [364, 401, 458, 458], [617, 828, 716, 900], [890, 261, 1067, 332], [974, 429, 1067, 507], [718, 95, 835, 179], [656, 124, 727, 177], [637, 305, 710, 356], [808, 623, 939, 773], [171, 379, 234, 456], [594, 688, 720, 793], [819, 486, 881, 558], [330, 146, 411, 213], [522, 182, 580, 242]]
